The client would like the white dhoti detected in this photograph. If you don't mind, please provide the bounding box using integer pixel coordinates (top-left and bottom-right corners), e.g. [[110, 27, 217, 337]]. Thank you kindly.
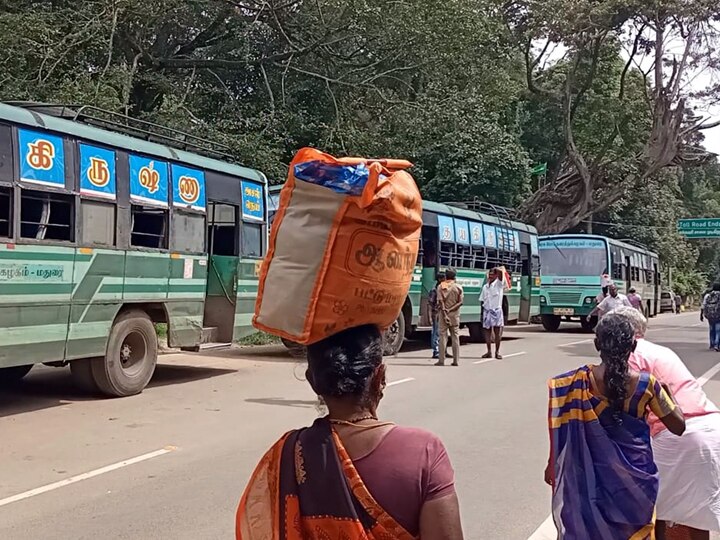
[[653, 413, 720, 531]]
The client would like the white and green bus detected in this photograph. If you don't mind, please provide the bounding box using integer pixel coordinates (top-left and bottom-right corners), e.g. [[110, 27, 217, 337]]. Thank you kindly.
[[0, 103, 268, 396]]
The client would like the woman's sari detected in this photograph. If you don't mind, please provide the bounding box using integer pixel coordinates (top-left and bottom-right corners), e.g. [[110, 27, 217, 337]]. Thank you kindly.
[[548, 366, 658, 540], [236, 418, 416, 540]]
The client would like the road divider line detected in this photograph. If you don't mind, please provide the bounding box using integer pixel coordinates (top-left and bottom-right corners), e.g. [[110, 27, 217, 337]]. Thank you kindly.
[[473, 351, 527, 364], [0, 446, 176, 508], [528, 356, 720, 539], [699, 361, 720, 386], [388, 377, 415, 387], [558, 339, 593, 347]]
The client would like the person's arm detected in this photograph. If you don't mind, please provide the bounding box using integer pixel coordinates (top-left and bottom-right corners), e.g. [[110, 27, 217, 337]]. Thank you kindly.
[[589, 297, 607, 318], [445, 287, 464, 313], [419, 438, 464, 540], [648, 375, 686, 436], [623, 296, 633, 307]]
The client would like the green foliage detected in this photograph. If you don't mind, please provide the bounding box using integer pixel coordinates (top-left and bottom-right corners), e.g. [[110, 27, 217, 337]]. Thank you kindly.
[[237, 332, 281, 346], [669, 268, 707, 299], [0, 0, 718, 281]]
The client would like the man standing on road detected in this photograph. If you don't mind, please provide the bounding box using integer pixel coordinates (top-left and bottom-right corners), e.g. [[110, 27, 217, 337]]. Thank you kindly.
[[481, 267, 508, 360], [590, 283, 632, 319], [616, 306, 720, 539], [436, 268, 463, 367], [428, 272, 445, 359], [701, 283, 720, 351]]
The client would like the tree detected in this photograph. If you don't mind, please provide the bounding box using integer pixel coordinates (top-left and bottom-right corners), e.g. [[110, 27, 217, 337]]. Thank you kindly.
[[508, 0, 720, 233]]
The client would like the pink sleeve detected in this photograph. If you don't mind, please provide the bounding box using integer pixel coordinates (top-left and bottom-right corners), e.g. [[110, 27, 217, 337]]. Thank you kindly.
[[424, 436, 456, 501]]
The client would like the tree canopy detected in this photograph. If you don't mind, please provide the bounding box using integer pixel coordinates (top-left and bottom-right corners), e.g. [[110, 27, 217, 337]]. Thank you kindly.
[[1, 0, 719, 289]]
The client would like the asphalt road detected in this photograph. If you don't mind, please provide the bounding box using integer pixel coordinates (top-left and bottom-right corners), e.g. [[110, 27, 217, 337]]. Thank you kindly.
[[1, 311, 719, 540]]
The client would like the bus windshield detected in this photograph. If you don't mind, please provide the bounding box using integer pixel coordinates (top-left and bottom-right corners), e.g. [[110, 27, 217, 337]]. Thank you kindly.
[[539, 238, 608, 277]]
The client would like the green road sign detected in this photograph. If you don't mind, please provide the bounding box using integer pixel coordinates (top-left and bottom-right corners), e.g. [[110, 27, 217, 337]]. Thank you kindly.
[[678, 218, 720, 238]]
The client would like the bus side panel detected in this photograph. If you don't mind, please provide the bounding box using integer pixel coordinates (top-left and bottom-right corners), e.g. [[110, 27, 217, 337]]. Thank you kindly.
[[166, 254, 207, 348], [123, 251, 171, 301], [66, 248, 125, 360], [0, 245, 75, 368], [233, 259, 259, 341], [506, 273, 522, 322], [456, 269, 484, 324]]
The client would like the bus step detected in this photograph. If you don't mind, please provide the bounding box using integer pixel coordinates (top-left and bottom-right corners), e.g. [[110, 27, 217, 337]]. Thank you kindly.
[[199, 342, 232, 351], [200, 326, 219, 344]]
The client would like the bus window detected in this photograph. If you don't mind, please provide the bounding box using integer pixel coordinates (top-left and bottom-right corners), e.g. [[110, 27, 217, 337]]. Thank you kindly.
[[20, 189, 74, 242], [172, 211, 205, 254], [208, 203, 238, 256], [422, 233, 437, 268], [473, 247, 486, 270], [81, 199, 115, 247], [241, 221, 263, 258], [131, 205, 168, 249], [0, 186, 12, 238], [439, 241, 455, 267]]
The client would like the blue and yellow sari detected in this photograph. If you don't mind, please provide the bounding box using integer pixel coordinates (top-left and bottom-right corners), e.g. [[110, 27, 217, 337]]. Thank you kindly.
[[548, 366, 659, 540]]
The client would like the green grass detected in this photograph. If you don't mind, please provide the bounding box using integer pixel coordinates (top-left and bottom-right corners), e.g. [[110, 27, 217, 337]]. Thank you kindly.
[[155, 323, 168, 338], [237, 332, 281, 346]]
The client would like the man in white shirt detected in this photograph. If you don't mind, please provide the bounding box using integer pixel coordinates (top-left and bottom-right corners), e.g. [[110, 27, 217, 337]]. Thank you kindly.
[[590, 284, 632, 319], [480, 267, 509, 359]]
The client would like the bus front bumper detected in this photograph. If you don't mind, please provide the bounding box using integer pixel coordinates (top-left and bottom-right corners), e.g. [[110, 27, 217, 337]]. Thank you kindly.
[[540, 305, 594, 318]]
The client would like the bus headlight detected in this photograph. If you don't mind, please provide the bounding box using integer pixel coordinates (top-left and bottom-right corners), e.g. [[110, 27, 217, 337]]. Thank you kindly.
[[584, 297, 594, 304], [540, 296, 546, 304]]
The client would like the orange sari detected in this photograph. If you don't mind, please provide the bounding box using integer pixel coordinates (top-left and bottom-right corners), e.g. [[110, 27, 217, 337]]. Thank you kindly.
[[236, 418, 416, 540]]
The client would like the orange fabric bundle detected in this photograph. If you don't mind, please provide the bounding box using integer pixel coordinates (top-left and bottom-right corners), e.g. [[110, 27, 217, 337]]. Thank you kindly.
[[253, 147, 422, 345]]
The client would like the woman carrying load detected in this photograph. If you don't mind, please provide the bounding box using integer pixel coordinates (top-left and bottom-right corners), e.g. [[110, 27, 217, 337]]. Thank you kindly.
[[236, 324, 464, 540], [544, 311, 686, 539]]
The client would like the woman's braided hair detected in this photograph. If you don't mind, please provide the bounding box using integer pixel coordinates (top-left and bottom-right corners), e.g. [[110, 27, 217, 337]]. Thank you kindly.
[[595, 312, 636, 410]]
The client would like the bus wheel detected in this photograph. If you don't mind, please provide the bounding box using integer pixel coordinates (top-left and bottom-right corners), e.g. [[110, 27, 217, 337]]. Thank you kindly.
[[580, 316, 597, 332], [70, 358, 100, 393], [541, 315, 561, 332], [91, 310, 158, 397], [281, 338, 307, 359], [0, 364, 32, 386], [468, 323, 485, 343], [383, 314, 405, 356]]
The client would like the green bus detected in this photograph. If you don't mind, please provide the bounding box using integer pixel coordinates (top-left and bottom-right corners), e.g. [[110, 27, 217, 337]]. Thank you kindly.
[[270, 188, 541, 354], [538, 234, 661, 331], [0, 103, 268, 396]]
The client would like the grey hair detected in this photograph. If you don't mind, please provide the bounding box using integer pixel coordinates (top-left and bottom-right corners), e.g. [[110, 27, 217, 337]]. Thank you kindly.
[[610, 306, 648, 338]]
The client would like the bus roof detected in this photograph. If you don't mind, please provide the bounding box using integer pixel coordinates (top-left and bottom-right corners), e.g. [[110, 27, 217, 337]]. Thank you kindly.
[[0, 102, 266, 184], [268, 185, 537, 234], [539, 233, 659, 258]]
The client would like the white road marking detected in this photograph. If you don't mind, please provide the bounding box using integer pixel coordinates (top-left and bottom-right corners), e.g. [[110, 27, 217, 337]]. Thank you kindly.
[[387, 377, 415, 387], [698, 361, 720, 386], [558, 339, 592, 347], [473, 351, 527, 364], [0, 447, 175, 508], [528, 338, 720, 539]]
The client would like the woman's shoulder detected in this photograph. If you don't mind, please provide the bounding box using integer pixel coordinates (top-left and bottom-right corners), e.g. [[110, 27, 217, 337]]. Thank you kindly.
[[385, 426, 448, 453]]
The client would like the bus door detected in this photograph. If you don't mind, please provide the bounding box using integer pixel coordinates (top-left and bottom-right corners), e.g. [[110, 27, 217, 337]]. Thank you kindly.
[[203, 202, 239, 344], [653, 261, 660, 314], [519, 242, 532, 322], [624, 254, 632, 293], [419, 226, 438, 327]]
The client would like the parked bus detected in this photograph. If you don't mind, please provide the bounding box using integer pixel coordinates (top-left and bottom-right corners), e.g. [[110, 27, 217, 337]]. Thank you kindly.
[[0, 102, 268, 396], [270, 185, 541, 354], [538, 234, 660, 331]]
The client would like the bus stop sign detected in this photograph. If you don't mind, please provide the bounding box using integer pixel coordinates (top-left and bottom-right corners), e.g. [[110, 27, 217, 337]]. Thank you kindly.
[[678, 218, 720, 238]]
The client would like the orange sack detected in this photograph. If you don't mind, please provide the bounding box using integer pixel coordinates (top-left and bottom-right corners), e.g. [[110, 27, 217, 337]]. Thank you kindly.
[[253, 147, 422, 345]]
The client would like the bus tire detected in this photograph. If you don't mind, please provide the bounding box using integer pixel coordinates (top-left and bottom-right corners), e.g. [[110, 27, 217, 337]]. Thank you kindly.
[[91, 310, 158, 397], [580, 316, 597, 332], [383, 313, 405, 356], [281, 338, 307, 359], [468, 323, 485, 343], [70, 358, 100, 393], [0, 364, 32, 386], [542, 315, 561, 332]]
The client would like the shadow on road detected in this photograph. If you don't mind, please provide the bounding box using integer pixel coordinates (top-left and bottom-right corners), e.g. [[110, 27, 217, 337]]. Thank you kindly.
[[245, 397, 319, 409], [0, 362, 237, 418]]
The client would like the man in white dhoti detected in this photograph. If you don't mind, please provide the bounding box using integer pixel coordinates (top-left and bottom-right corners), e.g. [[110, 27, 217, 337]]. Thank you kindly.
[[614, 306, 720, 540]]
